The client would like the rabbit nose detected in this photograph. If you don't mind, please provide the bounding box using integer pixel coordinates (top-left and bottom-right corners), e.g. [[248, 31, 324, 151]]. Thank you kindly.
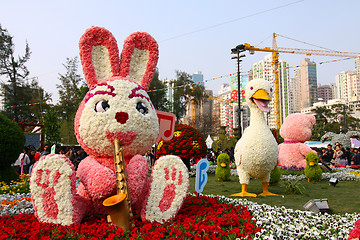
[[115, 112, 129, 124]]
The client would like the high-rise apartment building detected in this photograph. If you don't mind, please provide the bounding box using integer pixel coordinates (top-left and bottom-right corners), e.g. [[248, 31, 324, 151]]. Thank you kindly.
[[317, 84, 333, 103], [335, 72, 344, 99], [289, 69, 302, 113], [299, 58, 318, 109], [163, 79, 175, 112], [329, 83, 337, 100], [355, 56, 360, 80], [217, 84, 236, 136], [336, 71, 359, 102], [192, 71, 204, 87], [279, 60, 291, 120]]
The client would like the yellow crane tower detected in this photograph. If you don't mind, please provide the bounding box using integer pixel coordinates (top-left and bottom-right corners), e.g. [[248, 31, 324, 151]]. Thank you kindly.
[[237, 33, 360, 129]]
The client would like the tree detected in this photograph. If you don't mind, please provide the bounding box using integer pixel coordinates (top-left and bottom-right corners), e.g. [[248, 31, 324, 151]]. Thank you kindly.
[[43, 108, 61, 146], [0, 24, 35, 122], [56, 57, 88, 145], [148, 71, 168, 111], [212, 126, 238, 151], [311, 106, 335, 140], [0, 112, 25, 182], [172, 70, 207, 123], [310, 105, 360, 140], [331, 104, 360, 133], [2, 78, 52, 122]]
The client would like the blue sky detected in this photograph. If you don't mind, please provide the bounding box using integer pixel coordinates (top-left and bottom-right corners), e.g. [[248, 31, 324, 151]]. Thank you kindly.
[[1, 0, 359, 101]]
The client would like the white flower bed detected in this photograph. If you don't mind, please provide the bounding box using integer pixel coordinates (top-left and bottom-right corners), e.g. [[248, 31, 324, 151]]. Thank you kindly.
[[215, 194, 359, 240], [279, 171, 360, 182], [0, 193, 34, 216]]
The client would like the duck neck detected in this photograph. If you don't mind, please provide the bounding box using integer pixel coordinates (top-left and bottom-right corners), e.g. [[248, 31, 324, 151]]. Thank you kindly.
[[249, 106, 267, 129]]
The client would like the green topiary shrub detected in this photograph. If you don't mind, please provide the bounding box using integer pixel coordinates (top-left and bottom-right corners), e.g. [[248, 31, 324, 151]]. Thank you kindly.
[[0, 113, 25, 183], [215, 153, 231, 181], [0, 113, 25, 169], [304, 152, 322, 182], [0, 167, 20, 184], [269, 166, 282, 186]]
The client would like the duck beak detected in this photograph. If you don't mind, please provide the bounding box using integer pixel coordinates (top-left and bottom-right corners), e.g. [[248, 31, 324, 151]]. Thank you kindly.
[[221, 163, 227, 168], [251, 89, 271, 112], [252, 89, 271, 101]]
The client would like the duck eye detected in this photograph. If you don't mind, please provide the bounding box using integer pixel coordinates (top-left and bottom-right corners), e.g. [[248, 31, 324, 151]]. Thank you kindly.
[[95, 100, 110, 112], [250, 86, 253, 90], [136, 102, 148, 115]]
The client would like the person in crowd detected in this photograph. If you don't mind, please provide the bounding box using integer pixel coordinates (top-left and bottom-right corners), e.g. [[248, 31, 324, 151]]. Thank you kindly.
[[27, 147, 36, 167], [319, 148, 326, 160], [343, 147, 352, 165], [58, 147, 65, 155], [225, 148, 234, 162], [352, 148, 360, 165], [206, 150, 214, 164], [73, 148, 88, 170], [322, 144, 334, 164], [29, 152, 41, 174], [40, 145, 50, 158], [332, 145, 344, 165], [350, 148, 358, 165], [145, 150, 153, 166], [65, 147, 75, 162], [13, 147, 31, 174]]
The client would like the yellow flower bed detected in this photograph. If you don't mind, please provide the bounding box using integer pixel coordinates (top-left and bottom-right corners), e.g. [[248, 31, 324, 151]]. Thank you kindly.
[[343, 170, 360, 177], [0, 174, 30, 195]]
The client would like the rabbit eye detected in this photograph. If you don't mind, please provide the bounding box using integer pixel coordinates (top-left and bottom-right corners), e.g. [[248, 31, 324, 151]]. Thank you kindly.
[[95, 100, 110, 112], [136, 102, 148, 115]]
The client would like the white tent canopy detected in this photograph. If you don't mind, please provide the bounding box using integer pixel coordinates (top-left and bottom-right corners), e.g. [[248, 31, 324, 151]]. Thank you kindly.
[[205, 135, 213, 149]]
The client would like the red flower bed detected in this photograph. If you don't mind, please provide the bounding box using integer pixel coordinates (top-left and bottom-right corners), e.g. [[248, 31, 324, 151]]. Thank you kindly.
[[0, 195, 260, 239], [157, 124, 207, 162], [350, 165, 360, 169], [334, 164, 347, 168]]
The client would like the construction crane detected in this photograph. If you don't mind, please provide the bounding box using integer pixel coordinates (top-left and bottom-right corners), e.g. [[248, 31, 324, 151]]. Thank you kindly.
[[235, 33, 360, 129]]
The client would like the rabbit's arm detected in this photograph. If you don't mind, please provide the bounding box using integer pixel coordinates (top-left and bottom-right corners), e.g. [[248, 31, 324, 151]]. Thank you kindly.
[[77, 157, 116, 200], [126, 155, 150, 214]]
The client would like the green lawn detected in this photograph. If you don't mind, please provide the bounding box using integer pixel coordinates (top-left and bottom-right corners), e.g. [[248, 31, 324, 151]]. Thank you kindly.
[[189, 174, 360, 214]]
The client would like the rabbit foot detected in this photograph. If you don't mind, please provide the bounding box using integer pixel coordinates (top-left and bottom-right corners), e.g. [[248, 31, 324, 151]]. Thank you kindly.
[[30, 154, 87, 225], [142, 155, 189, 223]]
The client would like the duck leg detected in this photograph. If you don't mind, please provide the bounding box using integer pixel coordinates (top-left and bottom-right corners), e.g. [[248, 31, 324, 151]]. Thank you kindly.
[[230, 184, 257, 197], [259, 182, 281, 196]]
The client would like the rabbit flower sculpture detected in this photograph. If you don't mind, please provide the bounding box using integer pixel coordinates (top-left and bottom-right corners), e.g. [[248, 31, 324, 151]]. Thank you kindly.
[[30, 26, 189, 226]]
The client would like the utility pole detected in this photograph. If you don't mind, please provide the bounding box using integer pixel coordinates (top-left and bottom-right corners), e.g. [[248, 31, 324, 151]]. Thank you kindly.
[[231, 45, 246, 139]]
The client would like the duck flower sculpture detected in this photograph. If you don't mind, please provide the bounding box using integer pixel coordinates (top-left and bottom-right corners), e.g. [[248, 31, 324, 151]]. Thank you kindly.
[[231, 79, 279, 197]]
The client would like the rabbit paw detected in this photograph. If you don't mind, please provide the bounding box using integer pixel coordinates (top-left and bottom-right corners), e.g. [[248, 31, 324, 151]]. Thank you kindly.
[[30, 154, 86, 225], [142, 155, 189, 223]]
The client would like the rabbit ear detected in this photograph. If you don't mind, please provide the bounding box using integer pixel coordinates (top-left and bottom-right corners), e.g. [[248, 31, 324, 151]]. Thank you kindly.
[[79, 26, 120, 89], [119, 32, 159, 91]]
